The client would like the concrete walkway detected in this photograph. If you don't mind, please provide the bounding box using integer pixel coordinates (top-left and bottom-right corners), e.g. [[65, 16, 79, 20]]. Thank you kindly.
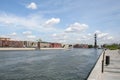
[[87, 49, 120, 80], [103, 50, 120, 80]]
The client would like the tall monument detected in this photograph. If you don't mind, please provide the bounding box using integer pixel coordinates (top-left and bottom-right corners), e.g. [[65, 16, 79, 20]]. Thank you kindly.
[[94, 33, 97, 48]]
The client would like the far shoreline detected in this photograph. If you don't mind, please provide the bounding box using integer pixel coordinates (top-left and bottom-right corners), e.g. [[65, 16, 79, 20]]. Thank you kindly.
[[0, 48, 65, 51]]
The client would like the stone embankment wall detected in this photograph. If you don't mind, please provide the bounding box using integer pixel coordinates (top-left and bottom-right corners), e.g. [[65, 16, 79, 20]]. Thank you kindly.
[[87, 50, 105, 80]]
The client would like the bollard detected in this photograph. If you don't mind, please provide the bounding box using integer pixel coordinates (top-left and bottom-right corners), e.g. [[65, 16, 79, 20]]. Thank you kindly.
[[106, 56, 110, 66], [102, 60, 104, 73]]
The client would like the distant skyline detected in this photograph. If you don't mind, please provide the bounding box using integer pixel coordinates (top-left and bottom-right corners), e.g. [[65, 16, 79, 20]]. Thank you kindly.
[[0, 0, 120, 45]]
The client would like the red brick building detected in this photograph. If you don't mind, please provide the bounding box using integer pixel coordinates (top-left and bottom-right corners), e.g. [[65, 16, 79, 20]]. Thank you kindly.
[[50, 43, 62, 48]]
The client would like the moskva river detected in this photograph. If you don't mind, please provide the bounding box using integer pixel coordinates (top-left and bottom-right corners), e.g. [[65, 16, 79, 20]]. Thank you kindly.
[[0, 49, 102, 80]]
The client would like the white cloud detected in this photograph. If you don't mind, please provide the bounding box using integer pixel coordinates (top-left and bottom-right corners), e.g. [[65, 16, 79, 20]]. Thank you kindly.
[[98, 33, 108, 39], [27, 35, 36, 39], [95, 30, 113, 40], [0, 13, 40, 28], [0, 35, 8, 38], [51, 30, 115, 44], [76, 33, 93, 44], [0, 13, 59, 32], [0, 13, 62, 41], [0, 12, 117, 44], [78, 34, 93, 41], [93, 30, 115, 44], [52, 33, 68, 43], [52, 33, 57, 37], [88, 33, 92, 36], [95, 30, 101, 34], [107, 36, 113, 40], [27, 2, 37, 10], [22, 31, 36, 40], [23, 31, 32, 35], [95, 30, 109, 39], [65, 22, 88, 33], [74, 30, 115, 44], [44, 18, 60, 27], [52, 33, 65, 37], [8, 32, 17, 36]]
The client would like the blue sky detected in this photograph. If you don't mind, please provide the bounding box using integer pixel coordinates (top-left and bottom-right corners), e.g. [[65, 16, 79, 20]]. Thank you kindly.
[[0, 0, 120, 44]]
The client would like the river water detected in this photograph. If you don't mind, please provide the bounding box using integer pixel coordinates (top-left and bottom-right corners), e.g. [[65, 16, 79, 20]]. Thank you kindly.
[[0, 49, 102, 80]]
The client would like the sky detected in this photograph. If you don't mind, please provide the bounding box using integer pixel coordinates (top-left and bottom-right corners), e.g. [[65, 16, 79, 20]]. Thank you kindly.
[[0, 0, 120, 45]]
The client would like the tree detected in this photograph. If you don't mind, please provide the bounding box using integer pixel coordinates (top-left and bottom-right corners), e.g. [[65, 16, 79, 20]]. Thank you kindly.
[[88, 45, 93, 48], [37, 38, 42, 42], [36, 38, 42, 49], [105, 44, 120, 50]]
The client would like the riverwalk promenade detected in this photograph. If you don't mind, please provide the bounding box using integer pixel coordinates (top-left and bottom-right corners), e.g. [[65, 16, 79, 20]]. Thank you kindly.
[[88, 49, 120, 80], [103, 50, 120, 80]]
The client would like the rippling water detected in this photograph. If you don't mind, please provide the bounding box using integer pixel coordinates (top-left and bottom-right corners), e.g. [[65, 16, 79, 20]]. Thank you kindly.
[[0, 49, 102, 80]]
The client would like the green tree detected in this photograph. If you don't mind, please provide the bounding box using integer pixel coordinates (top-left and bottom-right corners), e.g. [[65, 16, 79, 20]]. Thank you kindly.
[[105, 44, 120, 50], [37, 38, 42, 42], [88, 45, 93, 48]]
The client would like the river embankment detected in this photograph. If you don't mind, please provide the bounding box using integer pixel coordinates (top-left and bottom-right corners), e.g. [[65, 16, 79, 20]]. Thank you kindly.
[[87, 49, 120, 80], [87, 49, 104, 80]]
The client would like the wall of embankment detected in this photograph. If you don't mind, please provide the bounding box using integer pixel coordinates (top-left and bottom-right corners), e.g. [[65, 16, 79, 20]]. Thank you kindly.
[[87, 50, 105, 80]]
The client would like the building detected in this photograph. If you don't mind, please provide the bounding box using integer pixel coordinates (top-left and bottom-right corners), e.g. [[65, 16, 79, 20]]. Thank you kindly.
[[23, 41, 37, 48], [40, 42, 51, 48], [62, 44, 73, 48], [0, 40, 3, 47], [50, 43, 62, 48], [0, 37, 11, 41], [9, 41, 24, 48], [0, 37, 62, 48], [0, 37, 11, 47], [73, 44, 88, 48]]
